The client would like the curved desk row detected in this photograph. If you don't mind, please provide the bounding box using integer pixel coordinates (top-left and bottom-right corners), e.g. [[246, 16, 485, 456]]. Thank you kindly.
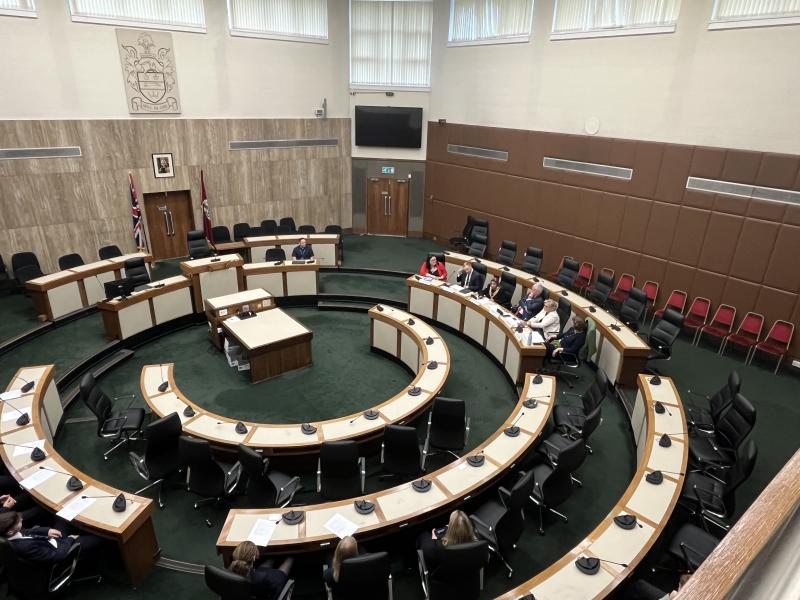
[[497, 375, 687, 600], [242, 260, 319, 297], [442, 252, 651, 387], [0, 366, 158, 586], [408, 276, 544, 384], [140, 304, 449, 456], [244, 233, 340, 267], [216, 373, 555, 559], [26, 252, 154, 321]]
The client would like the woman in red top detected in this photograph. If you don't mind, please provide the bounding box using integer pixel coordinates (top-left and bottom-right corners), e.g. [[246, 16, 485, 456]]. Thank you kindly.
[[420, 255, 448, 280]]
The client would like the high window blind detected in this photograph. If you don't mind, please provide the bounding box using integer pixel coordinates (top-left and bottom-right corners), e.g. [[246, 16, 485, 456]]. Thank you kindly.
[[228, 0, 328, 42], [711, 0, 800, 24], [449, 0, 534, 44], [552, 0, 680, 38], [0, 0, 36, 18], [68, 0, 206, 32], [350, 0, 433, 89]]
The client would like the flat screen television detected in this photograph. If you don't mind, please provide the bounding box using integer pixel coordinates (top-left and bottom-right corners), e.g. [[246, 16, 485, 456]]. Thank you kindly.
[[355, 106, 423, 148]]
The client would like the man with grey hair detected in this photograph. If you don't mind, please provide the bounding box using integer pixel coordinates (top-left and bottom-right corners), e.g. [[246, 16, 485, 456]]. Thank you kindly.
[[515, 283, 544, 320]]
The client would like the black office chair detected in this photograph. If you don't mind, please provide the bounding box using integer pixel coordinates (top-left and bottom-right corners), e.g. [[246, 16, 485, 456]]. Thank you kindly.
[[587, 272, 614, 307], [680, 438, 757, 533], [685, 371, 740, 432], [552, 369, 608, 454], [521, 246, 543, 275], [449, 216, 486, 252], [556, 296, 572, 332], [129, 412, 184, 509], [212, 225, 231, 243], [643, 307, 684, 374], [472, 262, 487, 288], [0, 538, 101, 598], [80, 372, 144, 461], [233, 223, 251, 241], [204, 564, 294, 600], [618, 287, 648, 331], [0, 254, 9, 291], [279, 217, 297, 233], [325, 224, 344, 261], [422, 397, 470, 470], [233, 444, 301, 508], [417, 540, 489, 600], [187, 230, 214, 259], [98, 245, 123, 260], [666, 523, 720, 572], [689, 393, 755, 471], [123, 257, 150, 287], [265, 248, 286, 261], [179, 436, 238, 526], [498, 271, 517, 308], [325, 552, 392, 600], [470, 469, 534, 578], [260, 219, 278, 235], [496, 240, 517, 266], [298, 224, 316, 234], [317, 441, 365, 501], [249, 225, 265, 237], [58, 253, 85, 270], [527, 437, 586, 534], [556, 258, 580, 290], [380, 424, 423, 480], [11, 252, 44, 288], [467, 233, 487, 258]]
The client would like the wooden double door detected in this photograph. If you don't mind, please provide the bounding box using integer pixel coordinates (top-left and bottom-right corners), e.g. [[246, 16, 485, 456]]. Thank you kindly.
[[143, 190, 195, 260], [367, 177, 408, 236]]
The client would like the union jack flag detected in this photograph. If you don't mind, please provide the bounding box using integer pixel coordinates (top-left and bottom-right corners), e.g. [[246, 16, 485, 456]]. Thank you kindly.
[[129, 172, 147, 251]]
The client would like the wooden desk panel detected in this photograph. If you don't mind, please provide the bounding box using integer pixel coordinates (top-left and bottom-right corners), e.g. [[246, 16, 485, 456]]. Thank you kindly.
[[205, 289, 275, 350], [244, 234, 339, 267], [180, 254, 244, 310], [241, 261, 320, 297]]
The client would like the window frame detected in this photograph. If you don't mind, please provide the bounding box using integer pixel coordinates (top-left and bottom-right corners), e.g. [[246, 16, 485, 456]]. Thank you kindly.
[[550, 0, 678, 41], [447, 0, 535, 47], [226, 0, 329, 44], [0, 0, 36, 18], [708, 0, 800, 31], [67, 1, 206, 34]]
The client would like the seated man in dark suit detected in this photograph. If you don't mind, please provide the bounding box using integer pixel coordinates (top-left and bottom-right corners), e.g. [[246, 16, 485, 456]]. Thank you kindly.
[[1, 492, 46, 523], [291, 237, 314, 260], [545, 316, 587, 362], [515, 283, 544, 320], [455, 261, 484, 292], [0, 511, 104, 563]]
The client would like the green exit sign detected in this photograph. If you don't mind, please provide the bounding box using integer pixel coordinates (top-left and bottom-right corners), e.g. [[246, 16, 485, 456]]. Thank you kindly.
[[381, 166, 395, 175]]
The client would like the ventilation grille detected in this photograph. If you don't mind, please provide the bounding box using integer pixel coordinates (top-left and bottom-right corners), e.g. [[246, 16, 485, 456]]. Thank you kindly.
[[543, 157, 633, 180], [229, 138, 338, 150], [686, 177, 800, 205], [447, 144, 508, 161], [0, 147, 82, 160]]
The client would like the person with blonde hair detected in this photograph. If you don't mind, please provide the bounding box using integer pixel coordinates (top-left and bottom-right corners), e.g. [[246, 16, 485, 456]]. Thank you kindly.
[[527, 298, 561, 341], [229, 540, 293, 599], [416, 510, 478, 572], [323, 535, 360, 587]]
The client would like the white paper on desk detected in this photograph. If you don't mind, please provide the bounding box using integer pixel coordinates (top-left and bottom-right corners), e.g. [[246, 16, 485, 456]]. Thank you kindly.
[[228, 316, 241, 323], [2, 410, 26, 422], [19, 468, 56, 490], [13, 439, 46, 457], [56, 495, 96, 522], [324, 513, 359, 539], [421, 276, 433, 284], [247, 516, 280, 546], [1, 389, 23, 401]]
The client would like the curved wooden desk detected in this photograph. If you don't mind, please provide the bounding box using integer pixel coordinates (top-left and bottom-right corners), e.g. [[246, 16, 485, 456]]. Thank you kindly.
[[244, 233, 340, 267], [496, 375, 687, 600], [216, 373, 555, 559], [242, 260, 320, 297], [441, 252, 651, 387], [0, 366, 158, 586], [140, 304, 449, 456]]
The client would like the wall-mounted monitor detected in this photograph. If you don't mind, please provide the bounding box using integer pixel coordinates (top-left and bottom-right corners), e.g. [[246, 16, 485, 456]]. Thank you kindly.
[[354, 106, 423, 148]]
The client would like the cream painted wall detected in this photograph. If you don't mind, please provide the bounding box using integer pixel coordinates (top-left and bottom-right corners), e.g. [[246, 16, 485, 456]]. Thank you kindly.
[[0, 0, 350, 119], [429, 0, 800, 154]]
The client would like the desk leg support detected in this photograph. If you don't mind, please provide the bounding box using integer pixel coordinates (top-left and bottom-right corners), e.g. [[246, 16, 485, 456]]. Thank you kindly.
[[119, 516, 160, 587]]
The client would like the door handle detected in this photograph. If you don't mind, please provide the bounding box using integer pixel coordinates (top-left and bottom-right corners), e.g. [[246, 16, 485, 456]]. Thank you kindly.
[[388, 195, 392, 216], [167, 211, 175, 236], [163, 211, 170, 235]]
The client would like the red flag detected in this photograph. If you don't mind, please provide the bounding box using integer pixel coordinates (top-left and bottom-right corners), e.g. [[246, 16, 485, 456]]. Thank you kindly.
[[201, 170, 214, 244], [129, 172, 148, 251]]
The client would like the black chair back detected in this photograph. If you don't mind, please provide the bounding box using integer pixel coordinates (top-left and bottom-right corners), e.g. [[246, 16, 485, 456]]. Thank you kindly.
[[429, 540, 489, 600], [260, 220, 278, 235], [187, 230, 214, 259], [588, 274, 613, 306], [320, 441, 361, 501], [522, 246, 543, 275], [144, 412, 183, 478], [620, 287, 648, 327], [99, 245, 123, 260], [538, 438, 585, 509], [265, 248, 286, 261], [725, 439, 758, 510], [468, 232, 488, 257], [58, 253, 85, 270], [80, 372, 112, 434], [493, 470, 535, 554], [237, 444, 278, 505], [212, 226, 231, 243], [557, 258, 579, 288], [579, 404, 603, 442], [325, 224, 343, 234], [279, 217, 297, 233], [204, 564, 252, 600], [584, 368, 609, 412], [499, 271, 517, 295], [497, 240, 516, 266], [233, 223, 251, 241], [11, 252, 44, 284], [179, 436, 225, 498], [124, 257, 150, 286], [298, 224, 316, 234], [382, 424, 422, 477], [0, 537, 76, 597], [472, 262, 487, 278], [710, 370, 741, 422], [429, 397, 467, 450], [557, 297, 572, 331], [334, 552, 391, 600], [716, 393, 756, 451], [650, 308, 683, 356], [249, 225, 265, 237]]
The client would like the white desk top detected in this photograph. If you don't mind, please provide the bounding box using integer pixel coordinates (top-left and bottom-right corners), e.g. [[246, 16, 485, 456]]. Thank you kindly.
[[206, 288, 273, 310], [223, 308, 310, 351]]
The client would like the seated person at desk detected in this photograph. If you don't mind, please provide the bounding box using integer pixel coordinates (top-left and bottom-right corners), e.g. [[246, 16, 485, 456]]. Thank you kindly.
[[515, 283, 544, 320], [229, 540, 293, 599], [291, 237, 314, 260], [419, 255, 447, 280], [323, 535, 359, 588], [527, 299, 561, 341], [1, 492, 45, 523], [546, 316, 587, 361], [417, 510, 477, 572], [482, 277, 511, 306], [0, 511, 104, 563], [456, 261, 484, 292]]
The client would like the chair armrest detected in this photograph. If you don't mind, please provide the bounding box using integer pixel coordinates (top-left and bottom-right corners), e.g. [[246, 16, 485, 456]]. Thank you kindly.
[[557, 352, 579, 367], [498, 486, 511, 509], [464, 417, 471, 447], [559, 422, 582, 439], [113, 393, 137, 409], [316, 458, 321, 493], [541, 439, 559, 467], [102, 414, 128, 435], [128, 451, 150, 480], [470, 514, 495, 542], [224, 462, 243, 495], [359, 457, 366, 493]]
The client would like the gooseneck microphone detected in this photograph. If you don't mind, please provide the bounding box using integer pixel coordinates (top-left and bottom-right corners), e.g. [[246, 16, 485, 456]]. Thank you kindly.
[[14, 376, 35, 394], [504, 411, 525, 437], [1, 441, 45, 461], [157, 364, 169, 393], [38, 466, 83, 491], [2, 400, 30, 426]]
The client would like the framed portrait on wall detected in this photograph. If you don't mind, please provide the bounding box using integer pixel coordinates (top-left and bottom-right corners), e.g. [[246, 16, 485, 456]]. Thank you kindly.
[[152, 153, 174, 178]]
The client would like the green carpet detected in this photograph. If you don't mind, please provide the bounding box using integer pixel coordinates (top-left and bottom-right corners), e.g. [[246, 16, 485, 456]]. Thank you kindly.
[[0, 291, 40, 343], [319, 272, 408, 302], [340, 234, 442, 272]]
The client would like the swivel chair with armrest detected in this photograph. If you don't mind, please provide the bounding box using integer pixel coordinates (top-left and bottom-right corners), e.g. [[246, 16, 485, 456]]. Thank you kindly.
[[211, 226, 231, 243], [467, 233, 487, 258], [688, 392, 755, 473], [587, 272, 614, 307], [422, 397, 470, 470], [98, 245, 123, 260], [123, 257, 150, 287], [324, 551, 392, 600], [496, 240, 517, 266], [642, 307, 684, 375], [179, 436, 239, 527], [380, 424, 423, 480], [187, 230, 214, 259], [58, 253, 85, 270], [80, 372, 144, 461], [279, 217, 297, 233], [233, 223, 251, 242], [260, 220, 278, 235], [417, 540, 489, 600], [204, 564, 294, 600], [685, 370, 740, 433], [11, 252, 44, 288], [527, 436, 587, 534], [129, 412, 183, 508], [617, 287, 648, 331], [317, 441, 365, 501], [521, 247, 543, 275], [233, 444, 301, 508]]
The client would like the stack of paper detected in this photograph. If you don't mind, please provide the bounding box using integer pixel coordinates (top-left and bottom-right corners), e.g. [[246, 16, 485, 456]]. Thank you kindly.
[[20, 469, 55, 490], [247, 515, 281, 546], [0, 389, 23, 401], [324, 513, 359, 539], [56, 495, 96, 521]]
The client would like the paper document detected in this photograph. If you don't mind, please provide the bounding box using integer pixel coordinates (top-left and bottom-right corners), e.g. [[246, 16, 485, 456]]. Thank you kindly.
[[0, 389, 23, 401], [13, 439, 46, 457], [56, 495, 96, 521], [324, 513, 359, 539], [421, 276, 433, 283], [247, 516, 280, 546], [20, 468, 56, 490], [2, 410, 26, 422]]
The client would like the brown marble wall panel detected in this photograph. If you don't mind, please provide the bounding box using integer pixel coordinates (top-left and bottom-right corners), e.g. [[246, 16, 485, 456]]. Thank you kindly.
[[424, 122, 800, 357]]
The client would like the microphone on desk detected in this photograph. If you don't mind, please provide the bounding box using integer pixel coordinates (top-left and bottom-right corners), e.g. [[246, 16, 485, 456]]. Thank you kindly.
[[1, 442, 45, 461], [653, 401, 672, 416], [658, 433, 685, 448], [38, 466, 84, 491], [157, 364, 169, 393], [609, 321, 622, 332], [613, 514, 643, 530], [523, 394, 550, 409], [81, 493, 131, 512], [2, 400, 30, 426], [574, 556, 627, 575], [504, 412, 525, 437], [216, 421, 248, 434], [645, 469, 684, 485], [14, 376, 36, 394], [467, 450, 485, 467]]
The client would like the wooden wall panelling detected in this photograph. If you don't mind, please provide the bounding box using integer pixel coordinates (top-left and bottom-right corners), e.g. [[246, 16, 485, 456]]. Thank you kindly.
[[618, 196, 652, 252], [754, 286, 798, 323], [691, 270, 728, 308], [756, 153, 800, 188], [655, 144, 694, 203], [691, 146, 727, 179], [722, 149, 762, 184], [594, 192, 625, 246], [722, 278, 762, 317], [698, 212, 743, 273], [764, 225, 800, 293], [712, 191, 749, 216], [669, 207, 711, 266], [730, 219, 780, 284], [642, 201, 680, 259], [637, 256, 668, 293], [662, 262, 697, 299], [683, 189, 715, 210], [747, 197, 786, 222]]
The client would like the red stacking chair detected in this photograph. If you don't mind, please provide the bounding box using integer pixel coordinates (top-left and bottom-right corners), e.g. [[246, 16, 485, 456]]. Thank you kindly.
[[683, 297, 711, 344], [651, 289, 687, 328], [573, 262, 594, 295], [642, 280, 659, 316], [721, 312, 765, 360], [608, 273, 635, 306], [696, 304, 736, 350], [748, 320, 794, 374]]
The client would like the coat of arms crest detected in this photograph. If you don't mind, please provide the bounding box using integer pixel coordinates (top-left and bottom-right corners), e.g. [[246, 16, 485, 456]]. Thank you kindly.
[[116, 29, 181, 114]]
